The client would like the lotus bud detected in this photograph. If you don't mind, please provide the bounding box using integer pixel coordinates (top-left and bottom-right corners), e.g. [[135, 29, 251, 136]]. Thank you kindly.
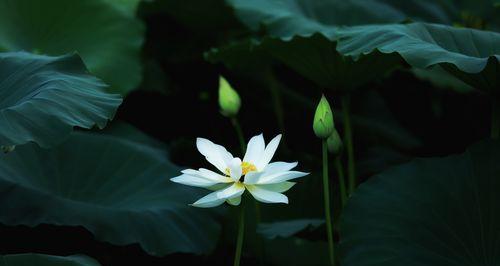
[[313, 95, 334, 139], [327, 130, 343, 156], [218, 76, 241, 117]]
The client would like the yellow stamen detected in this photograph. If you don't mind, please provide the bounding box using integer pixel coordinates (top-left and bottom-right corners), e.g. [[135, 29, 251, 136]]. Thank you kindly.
[[241, 161, 257, 175], [225, 167, 231, 176]]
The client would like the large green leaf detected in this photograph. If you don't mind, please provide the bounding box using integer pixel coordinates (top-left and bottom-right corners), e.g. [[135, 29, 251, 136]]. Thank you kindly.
[[337, 23, 500, 93], [0, 254, 100, 266], [0, 0, 144, 95], [208, 35, 401, 91], [0, 52, 121, 148], [340, 139, 500, 265], [211, 0, 406, 91], [0, 127, 221, 256], [261, 34, 402, 90], [226, 0, 407, 38], [228, 0, 499, 33], [219, 1, 499, 92]]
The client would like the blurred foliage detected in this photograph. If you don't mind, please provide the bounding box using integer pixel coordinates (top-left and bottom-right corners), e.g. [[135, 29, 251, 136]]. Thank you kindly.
[[0, 0, 144, 95]]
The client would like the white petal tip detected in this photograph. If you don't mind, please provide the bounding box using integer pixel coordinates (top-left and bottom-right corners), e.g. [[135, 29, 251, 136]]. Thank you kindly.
[[195, 137, 210, 147], [253, 133, 264, 140]]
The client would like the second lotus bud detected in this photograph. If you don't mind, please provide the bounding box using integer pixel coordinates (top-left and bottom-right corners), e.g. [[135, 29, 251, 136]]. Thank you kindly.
[[327, 130, 343, 156]]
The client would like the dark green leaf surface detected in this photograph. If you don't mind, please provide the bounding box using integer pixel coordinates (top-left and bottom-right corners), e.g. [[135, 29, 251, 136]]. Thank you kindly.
[[0, 254, 100, 266], [0, 129, 221, 256], [341, 140, 500, 266], [228, 0, 499, 33], [258, 219, 324, 239], [227, 0, 407, 38], [0, 52, 121, 147], [208, 34, 401, 91], [261, 34, 401, 90], [0, 0, 144, 95], [337, 23, 500, 92], [220, 1, 499, 92], [214, 0, 405, 90]]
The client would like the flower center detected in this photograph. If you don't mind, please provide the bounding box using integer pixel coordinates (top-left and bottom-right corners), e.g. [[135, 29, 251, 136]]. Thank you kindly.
[[241, 161, 257, 175]]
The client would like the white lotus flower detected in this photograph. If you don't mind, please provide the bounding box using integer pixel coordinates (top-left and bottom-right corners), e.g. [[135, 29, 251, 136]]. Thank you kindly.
[[171, 134, 308, 208]]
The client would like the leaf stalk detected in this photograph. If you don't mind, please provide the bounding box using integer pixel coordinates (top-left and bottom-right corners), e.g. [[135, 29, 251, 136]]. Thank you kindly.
[[322, 140, 336, 266]]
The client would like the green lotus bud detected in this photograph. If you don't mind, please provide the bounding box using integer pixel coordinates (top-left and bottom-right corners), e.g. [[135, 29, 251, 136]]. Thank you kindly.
[[313, 95, 334, 139], [218, 76, 241, 117], [327, 130, 343, 156]]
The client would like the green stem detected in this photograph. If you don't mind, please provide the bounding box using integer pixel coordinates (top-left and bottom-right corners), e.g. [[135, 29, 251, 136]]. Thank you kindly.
[[322, 140, 336, 266], [334, 156, 347, 207], [342, 96, 356, 194], [266, 69, 286, 136], [231, 117, 246, 153], [230, 116, 263, 263], [491, 97, 500, 139], [233, 206, 245, 266]]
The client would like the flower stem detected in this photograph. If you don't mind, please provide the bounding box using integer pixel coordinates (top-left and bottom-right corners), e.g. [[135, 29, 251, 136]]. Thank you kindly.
[[230, 116, 263, 263], [233, 206, 245, 266], [342, 96, 356, 194], [491, 97, 500, 139], [334, 156, 347, 207], [322, 140, 336, 266], [266, 69, 286, 136], [231, 117, 246, 153]]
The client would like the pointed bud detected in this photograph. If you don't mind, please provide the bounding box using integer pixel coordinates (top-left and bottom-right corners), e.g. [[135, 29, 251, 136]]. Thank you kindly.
[[327, 130, 343, 156], [313, 95, 334, 139], [218, 76, 241, 117]]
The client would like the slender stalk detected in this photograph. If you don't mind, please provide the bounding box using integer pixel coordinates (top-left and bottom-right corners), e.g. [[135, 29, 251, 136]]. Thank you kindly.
[[491, 97, 500, 139], [266, 69, 286, 136], [230, 116, 263, 263], [334, 156, 347, 207], [231, 117, 246, 153], [322, 140, 336, 266], [233, 206, 245, 266], [342, 96, 356, 194]]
